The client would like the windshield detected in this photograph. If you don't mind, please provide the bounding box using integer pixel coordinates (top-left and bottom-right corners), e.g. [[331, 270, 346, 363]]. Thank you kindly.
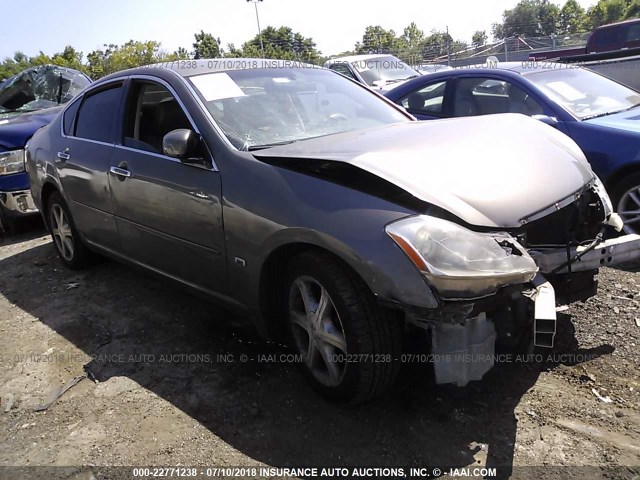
[[526, 68, 640, 120], [0, 65, 91, 117], [188, 67, 410, 150], [350, 56, 419, 86]]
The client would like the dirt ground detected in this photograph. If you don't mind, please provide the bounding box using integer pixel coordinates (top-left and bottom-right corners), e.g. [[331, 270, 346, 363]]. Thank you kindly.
[[1, 223, 639, 480]]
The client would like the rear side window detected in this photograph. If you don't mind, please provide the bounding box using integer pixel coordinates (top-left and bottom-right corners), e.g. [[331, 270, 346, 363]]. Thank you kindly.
[[627, 23, 640, 43], [75, 84, 123, 143], [63, 98, 81, 135]]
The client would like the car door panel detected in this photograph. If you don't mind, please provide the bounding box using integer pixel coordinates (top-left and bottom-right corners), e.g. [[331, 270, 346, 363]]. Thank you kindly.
[[108, 79, 227, 294], [109, 148, 226, 293], [57, 84, 123, 249]]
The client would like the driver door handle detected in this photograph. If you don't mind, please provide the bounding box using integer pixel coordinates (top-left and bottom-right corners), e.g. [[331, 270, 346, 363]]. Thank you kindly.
[[57, 150, 70, 161], [110, 162, 131, 179]]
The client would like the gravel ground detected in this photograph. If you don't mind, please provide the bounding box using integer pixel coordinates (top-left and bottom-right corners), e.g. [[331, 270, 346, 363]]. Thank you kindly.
[[0, 224, 639, 480]]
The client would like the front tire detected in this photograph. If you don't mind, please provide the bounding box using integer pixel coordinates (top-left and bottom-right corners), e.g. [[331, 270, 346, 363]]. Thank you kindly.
[[284, 251, 402, 403], [611, 172, 640, 235], [46, 192, 92, 269]]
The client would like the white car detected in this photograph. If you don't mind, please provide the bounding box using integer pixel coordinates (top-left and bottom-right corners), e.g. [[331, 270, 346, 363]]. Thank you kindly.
[[323, 54, 420, 91]]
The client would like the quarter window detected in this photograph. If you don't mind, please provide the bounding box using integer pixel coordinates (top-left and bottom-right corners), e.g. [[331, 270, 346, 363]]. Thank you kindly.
[[75, 84, 123, 143], [63, 98, 81, 136]]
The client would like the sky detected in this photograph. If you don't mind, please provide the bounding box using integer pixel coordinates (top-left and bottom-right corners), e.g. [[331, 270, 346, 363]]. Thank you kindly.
[[0, 0, 597, 60]]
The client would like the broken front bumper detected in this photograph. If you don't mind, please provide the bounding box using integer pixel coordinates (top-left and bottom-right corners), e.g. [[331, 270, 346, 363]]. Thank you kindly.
[[528, 234, 640, 274]]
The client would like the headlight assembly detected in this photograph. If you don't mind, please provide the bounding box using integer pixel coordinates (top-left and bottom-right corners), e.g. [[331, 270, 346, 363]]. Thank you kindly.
[[386, 215, 538, 298], [0, 149, 26, 175], [591, 175, 613, 217]]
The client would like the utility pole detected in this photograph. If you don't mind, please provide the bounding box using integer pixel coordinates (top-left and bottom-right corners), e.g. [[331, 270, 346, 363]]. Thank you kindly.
[[446, 25, 451, 66], [247, 0, 265, 58]]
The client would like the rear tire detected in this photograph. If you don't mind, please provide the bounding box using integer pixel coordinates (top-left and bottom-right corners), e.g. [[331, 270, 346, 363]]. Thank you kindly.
[[284, 251, 402, 403], [46, 192, 93, 269]]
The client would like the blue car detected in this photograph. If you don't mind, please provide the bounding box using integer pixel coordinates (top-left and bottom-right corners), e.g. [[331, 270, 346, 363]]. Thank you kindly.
[[384, 62, 640, 234], [0, 65, 90, 233]]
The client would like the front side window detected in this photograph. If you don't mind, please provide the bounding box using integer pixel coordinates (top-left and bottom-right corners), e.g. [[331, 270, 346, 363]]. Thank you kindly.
[[75, 84, 123, 143], [526, 68, 640, 120], [187, 68, 409, 150], [398, 81, 447, 115], [123, 82, 193, 154]]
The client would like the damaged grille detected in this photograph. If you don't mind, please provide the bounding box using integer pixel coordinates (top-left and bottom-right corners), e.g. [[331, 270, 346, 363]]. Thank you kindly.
[[517, 187, 605, 248]]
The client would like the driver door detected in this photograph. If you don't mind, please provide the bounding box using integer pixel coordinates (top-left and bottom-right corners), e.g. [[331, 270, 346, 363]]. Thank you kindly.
[[108, 78, 227, 295]]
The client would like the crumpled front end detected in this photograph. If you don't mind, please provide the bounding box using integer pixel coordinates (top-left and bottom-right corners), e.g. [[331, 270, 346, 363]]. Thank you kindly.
[[387, 177, 640, 387]]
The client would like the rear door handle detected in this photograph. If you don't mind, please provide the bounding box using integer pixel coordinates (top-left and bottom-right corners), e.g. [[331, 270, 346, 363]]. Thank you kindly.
[[109, 166, 131, 178], [57, 151, 70, 161]]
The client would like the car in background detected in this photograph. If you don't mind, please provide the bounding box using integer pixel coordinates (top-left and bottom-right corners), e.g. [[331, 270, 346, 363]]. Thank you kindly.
[[26, 59, 640, 402], [414, 63, 453, 74], [323, 54, 420, 91], [0, 65, 90, 233], [384, 62, 640, 234]]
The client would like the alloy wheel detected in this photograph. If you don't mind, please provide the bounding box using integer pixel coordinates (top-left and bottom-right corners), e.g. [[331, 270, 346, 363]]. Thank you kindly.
[[50, 204, 74, 261], [288, 275, 348, 387], [617, 185, 640, 234]]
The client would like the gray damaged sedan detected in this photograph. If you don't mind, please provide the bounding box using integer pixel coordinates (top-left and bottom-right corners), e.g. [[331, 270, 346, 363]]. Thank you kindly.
[[26, 59, 640, 402]]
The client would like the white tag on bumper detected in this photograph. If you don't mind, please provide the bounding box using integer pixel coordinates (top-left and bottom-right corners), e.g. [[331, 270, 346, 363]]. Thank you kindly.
[[530, 274, 557, 348]]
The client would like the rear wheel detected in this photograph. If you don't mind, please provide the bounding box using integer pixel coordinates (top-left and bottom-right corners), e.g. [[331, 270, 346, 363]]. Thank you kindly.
[[46, 192, 93, 269], [284, 251, 402, 403], [611, 172, 640, 235]]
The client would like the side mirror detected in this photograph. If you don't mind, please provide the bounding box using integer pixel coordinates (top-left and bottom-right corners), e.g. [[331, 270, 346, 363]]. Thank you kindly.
[[162, 129, 199, 160], [531, 114, 559, 127]]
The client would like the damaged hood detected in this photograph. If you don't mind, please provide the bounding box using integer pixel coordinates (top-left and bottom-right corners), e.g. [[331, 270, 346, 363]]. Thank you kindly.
[[253, 114, 595, 228]]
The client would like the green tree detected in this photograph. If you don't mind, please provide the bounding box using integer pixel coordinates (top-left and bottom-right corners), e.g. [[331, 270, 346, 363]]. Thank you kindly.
[[587, 0, 631, 28], [402, 22, 424, 48], [559, 0, 588, 33], [472, 30, 488, 47], [494, 0, 561, 38], [625, 0, 640, 18], [355, 26, 403, 54], [168, 47, 191, 60], [237, 26, 321, 62], [192, 30, 221, 59]]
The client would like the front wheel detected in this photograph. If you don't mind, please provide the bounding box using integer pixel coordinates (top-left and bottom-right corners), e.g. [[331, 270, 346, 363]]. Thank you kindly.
[[611, 172, 640, 235], [284, 251, 402, 403], [46, 192, 93, 269]]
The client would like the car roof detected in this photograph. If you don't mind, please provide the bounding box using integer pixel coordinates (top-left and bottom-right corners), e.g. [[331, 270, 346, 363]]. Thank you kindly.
[[99, 58, 321, 82], [594, 18, 640, 29]]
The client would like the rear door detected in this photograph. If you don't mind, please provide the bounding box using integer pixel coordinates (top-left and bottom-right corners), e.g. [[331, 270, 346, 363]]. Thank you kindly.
[[57, 81, 123, 249], [108, 77, 227, 295]]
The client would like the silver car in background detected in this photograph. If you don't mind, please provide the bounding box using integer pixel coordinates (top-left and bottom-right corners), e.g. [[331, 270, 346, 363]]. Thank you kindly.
[[26, 59, 640, 402]]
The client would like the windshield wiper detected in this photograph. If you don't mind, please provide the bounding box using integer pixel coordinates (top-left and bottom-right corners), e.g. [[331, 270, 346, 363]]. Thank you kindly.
[[582, 110, 623, 121], [247, 140, 298, 151]]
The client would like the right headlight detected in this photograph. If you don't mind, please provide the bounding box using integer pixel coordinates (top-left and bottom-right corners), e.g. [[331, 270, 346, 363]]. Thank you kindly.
[[386, 215, 538, 299], [0, 149, 26, 175]]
